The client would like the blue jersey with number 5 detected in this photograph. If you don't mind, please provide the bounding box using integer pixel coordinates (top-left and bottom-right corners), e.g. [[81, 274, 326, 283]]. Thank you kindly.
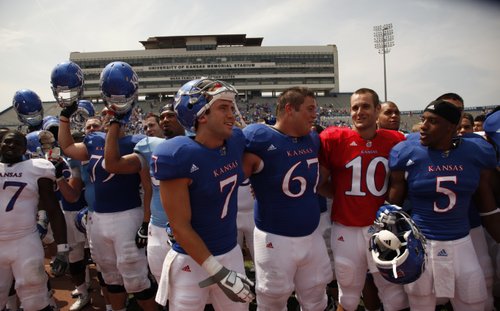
[[389, 138, 496, 240]]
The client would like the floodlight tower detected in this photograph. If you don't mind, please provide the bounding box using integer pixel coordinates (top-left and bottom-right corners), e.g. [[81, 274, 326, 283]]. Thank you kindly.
[[373, 23, 394, 102]]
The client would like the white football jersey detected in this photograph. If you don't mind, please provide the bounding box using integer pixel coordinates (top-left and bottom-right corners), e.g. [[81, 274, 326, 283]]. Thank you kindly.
[[0, 159, 55, 240]]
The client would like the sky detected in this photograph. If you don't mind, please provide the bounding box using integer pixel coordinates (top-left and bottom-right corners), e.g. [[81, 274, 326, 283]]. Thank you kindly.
[[1, 0, 499, 114]]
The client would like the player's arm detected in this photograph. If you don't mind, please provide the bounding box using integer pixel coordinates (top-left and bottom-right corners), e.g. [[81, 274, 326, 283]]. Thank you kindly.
[[135, 160, 152, 248], [160, 177, 211, 264], [317, 165, 333, 198], [242, 152, 262, 179], [38, 177, 67, 245], [104, 122, 141, 174], [139, 162, 152, 223], [387, 170, 406, 206], [58, 115, 89, 161], [57, 166, 83, 203], [476, 169, 500, 243]]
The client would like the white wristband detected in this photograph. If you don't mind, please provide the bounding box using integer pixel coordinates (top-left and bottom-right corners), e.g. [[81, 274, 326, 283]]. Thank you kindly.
[[201, 255, 223, 277], [57, 243, 70, 253], [479, 208, 500, 217]]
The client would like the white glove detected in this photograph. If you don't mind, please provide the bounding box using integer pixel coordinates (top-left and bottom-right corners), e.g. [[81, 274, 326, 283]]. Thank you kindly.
[[199, 256, 255, 303]]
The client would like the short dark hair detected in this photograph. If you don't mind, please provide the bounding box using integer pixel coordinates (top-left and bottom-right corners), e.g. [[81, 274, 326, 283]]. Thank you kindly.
[[353, 88, 380, 108], [474, 114, 486, 122], [276, 86, 315, 116]]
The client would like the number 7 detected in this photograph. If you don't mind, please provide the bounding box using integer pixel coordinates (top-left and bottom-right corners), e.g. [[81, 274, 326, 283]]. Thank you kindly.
[[3, 181, 27, 211]]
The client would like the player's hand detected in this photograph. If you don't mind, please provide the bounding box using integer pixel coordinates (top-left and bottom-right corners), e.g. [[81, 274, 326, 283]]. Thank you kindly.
[[50, 159, 65, 181], [109, 108, 133, 126], [166, 222, 176, 246], [376, 204, 402, 226], [36, 210, 49, 239], [60, 101, 78, 118], [51, 244, 69, 277], [135, 222, 149, 248], [199, 267, 255, 303]]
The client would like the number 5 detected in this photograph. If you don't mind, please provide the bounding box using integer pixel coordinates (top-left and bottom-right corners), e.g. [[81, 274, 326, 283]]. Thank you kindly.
[[434, 176, 457, 212]]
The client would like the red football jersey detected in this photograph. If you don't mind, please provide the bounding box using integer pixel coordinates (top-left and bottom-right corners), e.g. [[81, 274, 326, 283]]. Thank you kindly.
[[319, 127, 405, 226]]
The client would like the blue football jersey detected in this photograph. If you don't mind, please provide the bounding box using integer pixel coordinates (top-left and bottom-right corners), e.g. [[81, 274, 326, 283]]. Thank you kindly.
[[152, 128, 245, 256], [244, 123, 321, 237], [390, 137, 496, 240], [134, 136, 166, 227], [84, 132, 146, 213]]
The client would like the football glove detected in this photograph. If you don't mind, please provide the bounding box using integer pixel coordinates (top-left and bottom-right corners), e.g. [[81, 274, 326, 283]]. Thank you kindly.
[[166, 222, 176, 246], [135, 222, 149, 249], [376, 204, 402, 227], [109, 108, 132, 126], [199, 267, 255, 303], [51, 244, 69, 277], [60, 101, 78, 119], [36, 210, 49, 239]]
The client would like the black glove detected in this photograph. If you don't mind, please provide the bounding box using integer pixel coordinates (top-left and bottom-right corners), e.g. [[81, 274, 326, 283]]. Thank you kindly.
[[135, 222, 149, 248], [60, 101, 78, 119], [199, 267, 255, 303], [51, 244, 69, 277], [51, 160, 64, 180], [109, 108, 133, 126]]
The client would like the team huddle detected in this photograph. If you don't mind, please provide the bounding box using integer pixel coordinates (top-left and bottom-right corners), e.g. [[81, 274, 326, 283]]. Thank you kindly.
[[1, 60, 500, 311]]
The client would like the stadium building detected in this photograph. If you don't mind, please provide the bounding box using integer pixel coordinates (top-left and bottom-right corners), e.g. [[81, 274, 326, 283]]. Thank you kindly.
[[71, 34, 340, 102]]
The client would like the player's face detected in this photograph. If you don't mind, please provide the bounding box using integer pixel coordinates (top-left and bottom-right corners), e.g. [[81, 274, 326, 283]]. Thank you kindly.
[[378, 103, 400, 130], [291, 96, 318, 136], [458, 117, 473, 135], [85, 119, 102, 134], [473, 121, 483, 132], [160, 111, 184, 139], [419, 111, 456, 149], [0, 132, 26, 163], [351, 93, 380, 132], [143, 116, 163, 138], [204, 99, 235, 140]]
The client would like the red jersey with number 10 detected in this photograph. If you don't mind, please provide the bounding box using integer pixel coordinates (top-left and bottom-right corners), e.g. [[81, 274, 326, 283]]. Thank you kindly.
[[319, 127, 405, 227]]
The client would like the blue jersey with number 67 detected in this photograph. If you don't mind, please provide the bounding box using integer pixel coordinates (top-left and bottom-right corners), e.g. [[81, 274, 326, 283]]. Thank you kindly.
[[244, 123, 321, 237]]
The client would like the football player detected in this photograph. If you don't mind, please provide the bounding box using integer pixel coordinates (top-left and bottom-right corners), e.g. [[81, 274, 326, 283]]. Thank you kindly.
[[318, 88, 409, 311], [0, 130, 68, 311], [242, 86, 333, 310], [151, 78, 254, 310], [104, 103, 185, 283], [58, 61, 157, 311], [387, 100, 500, 310]]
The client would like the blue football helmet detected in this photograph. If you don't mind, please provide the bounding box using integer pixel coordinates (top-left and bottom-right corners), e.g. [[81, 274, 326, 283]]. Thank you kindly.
[[74, 207, 88, 234], [12, 89, 44, 127], [42, 116, 59, 132], [370, 210, 427, 284], [484, 110, 500, 166], [71, 100, 95, 129], [50, 61, 84, 107], [26, 130, 43, 157], [100, 61, 138, 115], [174, 78, 238, 132]]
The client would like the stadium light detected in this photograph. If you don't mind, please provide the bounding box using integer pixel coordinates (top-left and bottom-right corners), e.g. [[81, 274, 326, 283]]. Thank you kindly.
[[373, 23, 395, 102]]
